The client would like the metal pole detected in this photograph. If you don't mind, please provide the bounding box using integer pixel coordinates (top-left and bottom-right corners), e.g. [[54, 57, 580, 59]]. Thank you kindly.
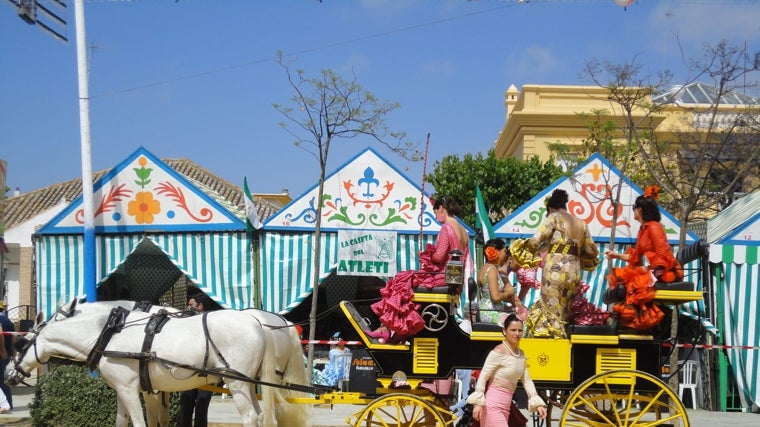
[[74, 0, 96, 302]]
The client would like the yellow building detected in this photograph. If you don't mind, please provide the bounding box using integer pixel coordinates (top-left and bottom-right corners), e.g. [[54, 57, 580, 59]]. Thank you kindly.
[[494, 83, 758, 171]]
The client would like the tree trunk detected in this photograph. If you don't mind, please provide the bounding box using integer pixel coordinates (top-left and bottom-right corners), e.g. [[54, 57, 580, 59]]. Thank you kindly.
[[306, 172, 327, 374]]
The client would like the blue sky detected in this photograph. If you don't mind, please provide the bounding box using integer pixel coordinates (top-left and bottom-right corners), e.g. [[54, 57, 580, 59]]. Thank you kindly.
[[2, 0, 759, 200]]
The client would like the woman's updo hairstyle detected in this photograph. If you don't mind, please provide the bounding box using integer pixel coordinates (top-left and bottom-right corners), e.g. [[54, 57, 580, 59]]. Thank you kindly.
[[634, 185, 662, 222], [484, 238, 507, 263], [433, 196, 462, 217], [545, 189, 569, 211]]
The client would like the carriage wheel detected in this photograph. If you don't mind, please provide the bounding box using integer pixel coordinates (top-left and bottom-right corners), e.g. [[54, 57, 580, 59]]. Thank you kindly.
[[351, 393, 452, 427], [560, 369, 690, 427], [538, 389, 567, 427]]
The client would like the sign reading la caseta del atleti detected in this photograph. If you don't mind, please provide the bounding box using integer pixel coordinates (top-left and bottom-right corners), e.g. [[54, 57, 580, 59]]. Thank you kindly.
[[337, 230, 397, 277]]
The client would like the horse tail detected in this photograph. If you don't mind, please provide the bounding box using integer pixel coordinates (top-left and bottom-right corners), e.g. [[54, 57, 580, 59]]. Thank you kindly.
[[275, 324, 311, 426], [283, 323, 309, 387], [259, 326, 279, 427]]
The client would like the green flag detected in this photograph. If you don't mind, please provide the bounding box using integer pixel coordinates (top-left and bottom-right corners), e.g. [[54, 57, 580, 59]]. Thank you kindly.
[[243, 177, 262, 231], [475, 186, 494, 242]]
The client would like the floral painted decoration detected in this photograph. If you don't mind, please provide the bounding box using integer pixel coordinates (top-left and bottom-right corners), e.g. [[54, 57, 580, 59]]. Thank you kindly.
[[484, 246, 500, 262], [644, 185, 660, 200]]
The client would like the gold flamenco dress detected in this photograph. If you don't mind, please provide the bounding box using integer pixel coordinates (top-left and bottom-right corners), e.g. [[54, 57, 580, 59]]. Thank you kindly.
[[511, 214, 599, 338]]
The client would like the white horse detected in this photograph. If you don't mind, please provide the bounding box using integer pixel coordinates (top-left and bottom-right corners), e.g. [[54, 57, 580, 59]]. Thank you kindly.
[[51, 299, 311, 427], [50, 299, 179, 427], [8, 303, 307, 427]]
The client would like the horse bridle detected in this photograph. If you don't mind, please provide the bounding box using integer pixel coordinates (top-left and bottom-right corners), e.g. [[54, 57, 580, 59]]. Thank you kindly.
[[10, 301, 162, 382], [11, 320, 52, 380]]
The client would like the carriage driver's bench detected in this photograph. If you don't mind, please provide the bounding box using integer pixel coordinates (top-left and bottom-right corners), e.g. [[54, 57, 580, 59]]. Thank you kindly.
[[603, 239, 708, 307]]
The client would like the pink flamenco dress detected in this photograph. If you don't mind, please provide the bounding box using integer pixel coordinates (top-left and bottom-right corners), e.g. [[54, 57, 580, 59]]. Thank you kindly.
[[370, 223, 470, 340]]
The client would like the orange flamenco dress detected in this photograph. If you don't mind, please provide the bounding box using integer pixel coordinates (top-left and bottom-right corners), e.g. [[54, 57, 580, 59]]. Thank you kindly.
[[608, 221, 683, 331]]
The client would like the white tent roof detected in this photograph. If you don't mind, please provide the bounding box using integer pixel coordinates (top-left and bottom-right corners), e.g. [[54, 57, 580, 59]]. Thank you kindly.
[[707, 191, 760, 245], [493, 153, 697, 244], [263, 146, 473, 235]]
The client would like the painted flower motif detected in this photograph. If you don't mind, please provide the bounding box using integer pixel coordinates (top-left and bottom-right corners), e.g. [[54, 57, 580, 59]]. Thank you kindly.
[[128, 191, 161, 224]]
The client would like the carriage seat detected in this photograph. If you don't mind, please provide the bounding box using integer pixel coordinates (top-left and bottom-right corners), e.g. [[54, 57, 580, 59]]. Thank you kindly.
[[412, 285, 451, 294], [567, 324, 617, 336], [467, 277, 503, 333], [655, 239, 708, 291], [410, 271, 462, 295], [604, 240, 708, 304]]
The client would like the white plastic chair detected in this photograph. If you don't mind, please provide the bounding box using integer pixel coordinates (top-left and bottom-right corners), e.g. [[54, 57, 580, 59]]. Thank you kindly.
[[678, 360, 699, 409], [336, 352, 353, 391]]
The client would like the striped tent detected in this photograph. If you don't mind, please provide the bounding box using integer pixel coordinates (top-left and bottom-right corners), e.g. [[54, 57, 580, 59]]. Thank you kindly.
[[35, 147, 252, 318], [260, 147, 474, 314], [707, 191, 760, 411], [493, 153, 703, 317]]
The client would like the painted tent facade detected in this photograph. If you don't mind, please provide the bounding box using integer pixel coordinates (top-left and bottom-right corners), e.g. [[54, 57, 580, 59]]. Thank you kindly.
[[35, 147, 252, 318], [260, 147, 474, 314], [707, 191, 760, 411], [493, 153, 702, 317]]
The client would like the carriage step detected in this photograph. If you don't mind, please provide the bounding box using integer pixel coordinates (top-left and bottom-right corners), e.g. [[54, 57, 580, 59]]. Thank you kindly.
[[653, 281, 694, 291], [471, 322, 502, 333]]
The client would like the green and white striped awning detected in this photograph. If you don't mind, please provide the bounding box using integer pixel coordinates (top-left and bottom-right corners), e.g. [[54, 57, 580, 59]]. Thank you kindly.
[[711, 244, 760, 411], [260, 231, 438, 314], [36, 232, 253, 318]]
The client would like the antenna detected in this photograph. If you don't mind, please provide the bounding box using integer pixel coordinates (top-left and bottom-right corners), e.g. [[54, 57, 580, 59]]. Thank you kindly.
[[5, 0, 68, 42]]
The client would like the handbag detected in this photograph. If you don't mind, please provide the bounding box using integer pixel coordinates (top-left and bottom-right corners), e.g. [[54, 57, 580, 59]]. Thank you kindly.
[[509, 400, 528, 427], [456, 403, 480, 427]]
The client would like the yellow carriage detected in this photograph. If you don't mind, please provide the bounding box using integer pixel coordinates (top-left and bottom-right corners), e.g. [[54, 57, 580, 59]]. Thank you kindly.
[[296, 241, 708, 427]]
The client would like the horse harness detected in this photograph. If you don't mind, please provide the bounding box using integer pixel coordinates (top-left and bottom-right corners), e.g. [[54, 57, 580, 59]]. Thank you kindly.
[[92, 307, 232, 393]]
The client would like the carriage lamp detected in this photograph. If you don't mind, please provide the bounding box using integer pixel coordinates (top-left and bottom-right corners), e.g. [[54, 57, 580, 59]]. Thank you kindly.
[[445, 249, 464, 292]]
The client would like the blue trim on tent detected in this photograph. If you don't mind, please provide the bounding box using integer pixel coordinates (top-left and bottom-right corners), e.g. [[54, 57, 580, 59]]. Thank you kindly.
[[718, 211, 760, 246], [37, 146, 246, 234]]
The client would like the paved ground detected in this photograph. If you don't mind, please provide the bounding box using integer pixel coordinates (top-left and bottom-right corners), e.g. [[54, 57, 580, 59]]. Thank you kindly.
[[1, 384, 758, 426]]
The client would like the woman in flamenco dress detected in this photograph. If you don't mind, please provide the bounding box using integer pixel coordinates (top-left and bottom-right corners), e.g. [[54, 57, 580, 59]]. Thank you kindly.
[[368, 196, 471, 343]]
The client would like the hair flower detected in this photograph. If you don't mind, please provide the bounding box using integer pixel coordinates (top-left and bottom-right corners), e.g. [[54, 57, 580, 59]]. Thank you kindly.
[[644, 185, 660, 200], [484, 246, 500, 262]]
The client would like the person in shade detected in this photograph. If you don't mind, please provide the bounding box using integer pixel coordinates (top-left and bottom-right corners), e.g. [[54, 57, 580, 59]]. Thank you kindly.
[[178, 294, 215, 427], [320, 332, 352, 389], [0, 302, 15, 411]]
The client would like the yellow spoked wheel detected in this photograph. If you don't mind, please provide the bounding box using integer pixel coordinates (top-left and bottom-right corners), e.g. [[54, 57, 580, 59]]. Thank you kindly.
[[350, 393, 454, 427], [560, 369, 690, 427]]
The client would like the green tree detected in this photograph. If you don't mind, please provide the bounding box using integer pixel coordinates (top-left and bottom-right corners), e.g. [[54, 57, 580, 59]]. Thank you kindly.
[[273, 53, 420, 371], [425, 149, 563, 233]]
